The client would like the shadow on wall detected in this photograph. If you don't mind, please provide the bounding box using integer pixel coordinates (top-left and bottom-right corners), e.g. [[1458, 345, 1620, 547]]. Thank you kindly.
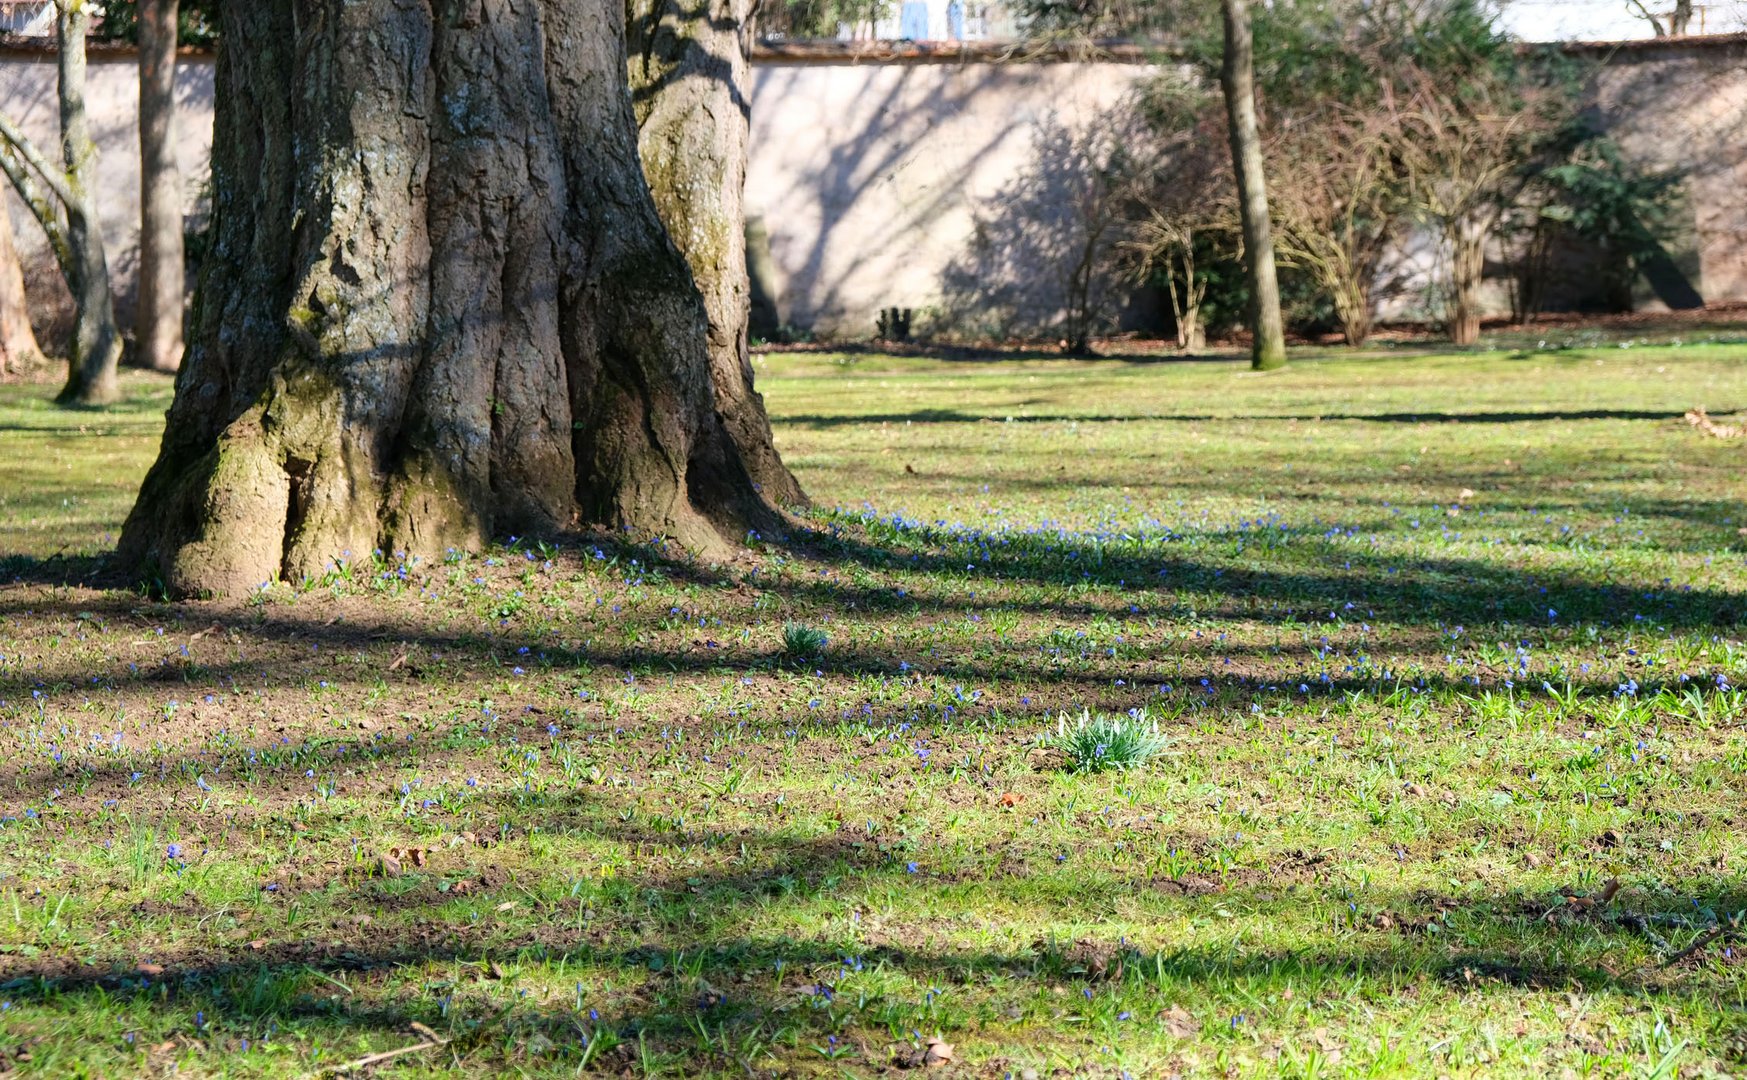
[[748, 62, 1127, 339], [1581, 41, 1747, 308], [935, 112, 1137, 350], [752, 63, 1027, 337]]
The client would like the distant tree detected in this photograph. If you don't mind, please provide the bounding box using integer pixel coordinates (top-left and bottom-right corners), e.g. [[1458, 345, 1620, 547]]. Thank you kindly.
[[136, 0, 183, 373], [1506, 132, 1684, 319], [755, 0, 893, 39], [1383, 3, 1565, 345], [1124, 83, 1232, 351], [1267, 112, 1407, 347], [1005, 0, 1215, 42], [0, 0, 123, 405], [96, 0, 217, 45], [1219, 0, 1286, 369]]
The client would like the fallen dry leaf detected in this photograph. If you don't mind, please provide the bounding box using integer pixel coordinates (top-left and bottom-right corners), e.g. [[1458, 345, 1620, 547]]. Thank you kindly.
[[1162, 1004, 1200, 1037], [1685, 407, 1745, 439], [922, 1037, 954, 1066]]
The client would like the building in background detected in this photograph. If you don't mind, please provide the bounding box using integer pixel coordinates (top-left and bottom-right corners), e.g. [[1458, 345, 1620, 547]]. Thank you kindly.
[[870, 0, 1018, 41], [0, 2, 53, 36], [1500, 0, 1746, 40]]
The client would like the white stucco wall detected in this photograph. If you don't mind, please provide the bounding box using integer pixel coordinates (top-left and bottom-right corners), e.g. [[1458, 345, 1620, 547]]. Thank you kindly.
[[746, 58, 1152, 337], [0, 47, 213, 336], [2, 40, 1746, 343]]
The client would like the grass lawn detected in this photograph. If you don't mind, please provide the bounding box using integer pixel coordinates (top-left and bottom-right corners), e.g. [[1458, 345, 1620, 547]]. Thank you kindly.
[[0, 342, 1744, 1077]]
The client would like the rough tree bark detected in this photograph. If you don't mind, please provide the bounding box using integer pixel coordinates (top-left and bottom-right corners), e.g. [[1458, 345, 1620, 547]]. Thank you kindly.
[[1219, 0, 1287, 371], [627, 0, 804, 506], [0, 208, 41, 377], [137, 0, 185, 373], [119, 0, 788, 597]]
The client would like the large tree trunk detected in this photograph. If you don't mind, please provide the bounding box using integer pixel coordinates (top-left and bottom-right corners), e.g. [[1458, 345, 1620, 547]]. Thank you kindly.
[[119, 0, 787, 598], [0, 207, 41, 376], [55, 0, 123, 406], [627, 0, 803, 506], [1219, 0, 1287, 372], [136, 0, 185, 374]]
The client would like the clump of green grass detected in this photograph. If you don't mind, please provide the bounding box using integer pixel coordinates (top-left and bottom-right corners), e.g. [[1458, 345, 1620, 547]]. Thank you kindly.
[[1049, 708, 1167, 772], [781, 621, 828, 657]]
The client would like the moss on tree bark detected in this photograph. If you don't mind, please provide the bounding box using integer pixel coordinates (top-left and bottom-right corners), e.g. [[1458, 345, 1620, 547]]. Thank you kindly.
[[120, 0, 790, 597]]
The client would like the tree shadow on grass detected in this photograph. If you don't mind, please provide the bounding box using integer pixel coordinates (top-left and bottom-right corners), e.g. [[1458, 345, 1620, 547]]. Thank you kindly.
[[0, 822, 1738, 1073], [772, 407, 1712, 429], [0, 507, 1739, 725]]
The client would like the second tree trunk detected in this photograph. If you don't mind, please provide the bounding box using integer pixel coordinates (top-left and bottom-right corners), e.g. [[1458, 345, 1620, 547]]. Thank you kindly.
[[628, 0, 803, 507]]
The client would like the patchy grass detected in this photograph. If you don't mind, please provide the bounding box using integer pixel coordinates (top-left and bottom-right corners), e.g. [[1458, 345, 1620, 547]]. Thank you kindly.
[[0, 344, 1743, 1077]]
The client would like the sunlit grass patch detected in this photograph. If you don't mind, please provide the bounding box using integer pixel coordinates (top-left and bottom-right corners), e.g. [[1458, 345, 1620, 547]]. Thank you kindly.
[[0, 345, 1742, 1076]]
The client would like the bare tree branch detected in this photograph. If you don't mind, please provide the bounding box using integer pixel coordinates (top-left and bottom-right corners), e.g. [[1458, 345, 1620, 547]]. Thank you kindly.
[[1624, 0, 1668, 37], [0, 142, 72, 279], [0, 111, 80, 214]]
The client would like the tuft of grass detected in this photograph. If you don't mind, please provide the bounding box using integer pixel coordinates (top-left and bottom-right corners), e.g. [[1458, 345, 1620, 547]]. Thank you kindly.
[[1049, 708, 1167, 772], [781, 621, 828, 657]]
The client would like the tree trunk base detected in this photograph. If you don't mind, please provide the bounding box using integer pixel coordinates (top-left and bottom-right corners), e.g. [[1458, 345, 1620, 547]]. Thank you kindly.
[[119, 0, 793, 598]]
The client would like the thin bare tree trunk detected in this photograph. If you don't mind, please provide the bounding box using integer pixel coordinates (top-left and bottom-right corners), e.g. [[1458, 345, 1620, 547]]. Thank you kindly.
[[1669, 0, 1693, 34], [1220, 0, 1287, 371], [628, 0, 804, 507], [137, 0, 184, 373], [120, 0, 789, 598], [54, 0, 122, 405], [0, 207, 41, 377]]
